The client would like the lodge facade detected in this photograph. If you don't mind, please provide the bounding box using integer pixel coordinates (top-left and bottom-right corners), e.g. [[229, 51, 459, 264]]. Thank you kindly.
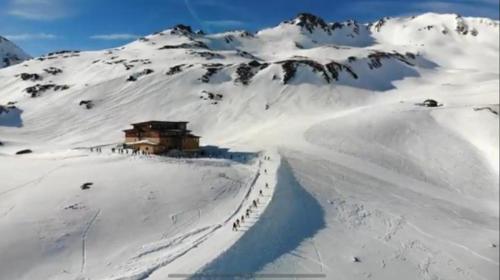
[[123, 121, 200, 155]]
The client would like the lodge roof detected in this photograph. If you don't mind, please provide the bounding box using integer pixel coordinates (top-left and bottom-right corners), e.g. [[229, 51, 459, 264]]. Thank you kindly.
[[123, 121, 201, 138], [131, 120, 188, 126]]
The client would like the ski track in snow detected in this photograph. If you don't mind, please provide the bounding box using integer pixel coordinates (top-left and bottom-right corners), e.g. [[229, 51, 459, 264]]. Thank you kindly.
[[113, 153, 276, 280], [0, 205, 15, 218], [406, 221, 499, 266], [132, 226, 213, 260], [81, 209, 101, 273], [0, 164, 66, 198], [311, 239, 326, 272]]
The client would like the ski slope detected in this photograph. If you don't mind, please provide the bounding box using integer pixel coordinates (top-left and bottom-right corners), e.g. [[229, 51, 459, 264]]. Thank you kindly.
[[0, 12, 498, 280]]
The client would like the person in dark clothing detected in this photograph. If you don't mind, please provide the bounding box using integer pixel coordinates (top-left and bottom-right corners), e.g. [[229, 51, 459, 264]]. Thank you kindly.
[[241, 215, 245, 223], [246, 208, 251, 218], [259, 190, 263, 196], [265, 183, 269, 188], [252, 200, 257, 207], [232, 222, 237, 231]]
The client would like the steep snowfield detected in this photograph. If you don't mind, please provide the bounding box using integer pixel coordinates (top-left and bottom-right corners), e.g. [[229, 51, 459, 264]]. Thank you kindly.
[[0, 36, 30, 68], [0, 13, 498, 280]]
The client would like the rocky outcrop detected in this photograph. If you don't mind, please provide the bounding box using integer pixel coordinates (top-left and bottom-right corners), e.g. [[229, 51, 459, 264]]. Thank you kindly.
[[17, 73, 42, 81], [188, 51, 224, 60], [200, 90, 223, 101], [43, 67, 63, 75], [36, 50, 80, 61], [278, 59, 330, 84], [158, 41, 209, 50], [275, 58, 362, 84], [234, 60, 269, 85], [46, 50, 80, 56], [372, 17, 388, 32], [25, 84, 70, 97], [325, 62, 358, 80], [367, 51, 414, 69], [166, 64, 183, 76], [126, 69, 154, 82], [236, 49, 259, 60], [199, 64, 225, 83], [287, 13, 332, 34], [455, 15, 469, 35], [170, 24, 194, 36], [79, 100, 94, 109]]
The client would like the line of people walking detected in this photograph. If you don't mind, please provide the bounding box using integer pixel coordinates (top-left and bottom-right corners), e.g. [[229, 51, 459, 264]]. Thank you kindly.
[[89, 147, 102, 153], [232, 195, 263, 231], [90, 146, 152, 156], [233, 154, 272, 232]]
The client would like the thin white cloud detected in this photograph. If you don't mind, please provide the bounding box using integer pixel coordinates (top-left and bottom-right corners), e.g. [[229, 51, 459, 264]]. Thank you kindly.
[[204, 20, 246, 28], [7, 0, 72, 20], [5, 33, 57, 41], [184, 0, 211, 33], [413, 1, 499, 19], [90, 34, 139, 40]]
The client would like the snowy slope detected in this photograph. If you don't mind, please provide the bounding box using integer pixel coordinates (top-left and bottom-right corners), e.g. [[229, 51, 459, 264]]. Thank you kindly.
[[0, 13, 498, 280], [0, 36, 30, 68]]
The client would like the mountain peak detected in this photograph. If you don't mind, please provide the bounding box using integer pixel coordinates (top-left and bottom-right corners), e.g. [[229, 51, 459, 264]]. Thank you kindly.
[[287, 12, 331, 34], [0, 36, 30, 68], [170, 24, 194, 35]]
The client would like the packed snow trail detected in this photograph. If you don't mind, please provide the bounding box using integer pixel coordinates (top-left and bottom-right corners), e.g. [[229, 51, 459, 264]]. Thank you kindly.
[[107, 150, 280, 280], [197, 157, 325, 278]]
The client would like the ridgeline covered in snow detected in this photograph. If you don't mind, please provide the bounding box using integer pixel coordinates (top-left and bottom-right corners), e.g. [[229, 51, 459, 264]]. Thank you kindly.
[[0, 12, 498, 280], [0, 36, 30, 68]]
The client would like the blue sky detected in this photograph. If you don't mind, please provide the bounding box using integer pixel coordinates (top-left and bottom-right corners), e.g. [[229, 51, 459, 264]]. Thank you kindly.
[[1, 0, 498, 56]]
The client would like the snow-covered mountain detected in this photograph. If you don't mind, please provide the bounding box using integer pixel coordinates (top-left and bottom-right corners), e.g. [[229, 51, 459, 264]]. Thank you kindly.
[[0, 36, 30, 68], [0, 13, 498, 280]]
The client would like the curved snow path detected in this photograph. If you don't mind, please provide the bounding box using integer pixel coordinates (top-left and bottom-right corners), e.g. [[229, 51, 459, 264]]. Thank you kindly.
[[197, 157, 326, 277], [111, 151, 281, 280]]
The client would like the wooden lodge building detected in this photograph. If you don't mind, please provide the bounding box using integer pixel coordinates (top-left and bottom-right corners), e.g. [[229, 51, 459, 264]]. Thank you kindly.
[[124, 121, 200, 155]]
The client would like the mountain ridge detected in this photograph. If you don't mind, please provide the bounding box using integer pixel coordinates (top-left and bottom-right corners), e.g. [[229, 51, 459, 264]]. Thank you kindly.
[[0, 36, 30, 68], [0, 12, 498, 280]]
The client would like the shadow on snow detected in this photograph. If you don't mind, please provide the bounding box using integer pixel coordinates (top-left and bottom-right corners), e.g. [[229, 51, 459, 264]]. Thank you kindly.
[[197, 159, 325, 278], [200, 145, 258, 164], [0, 107, 23, 128]]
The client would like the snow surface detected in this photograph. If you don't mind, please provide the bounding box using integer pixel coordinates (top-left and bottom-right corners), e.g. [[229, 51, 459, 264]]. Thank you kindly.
[[0, 13, 498, 280]]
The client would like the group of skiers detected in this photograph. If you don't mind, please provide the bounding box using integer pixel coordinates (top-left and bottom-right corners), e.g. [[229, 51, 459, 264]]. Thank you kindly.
[[89, 147, 102, 153], [111, 147, 130, 154], [232, 188, 266, 231], [231, 154, 272, 231], [91, 146, 152, 156]]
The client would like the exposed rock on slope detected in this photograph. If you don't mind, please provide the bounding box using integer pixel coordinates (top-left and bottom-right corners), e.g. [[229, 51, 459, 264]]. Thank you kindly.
[[287, 13, 332, 34]]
